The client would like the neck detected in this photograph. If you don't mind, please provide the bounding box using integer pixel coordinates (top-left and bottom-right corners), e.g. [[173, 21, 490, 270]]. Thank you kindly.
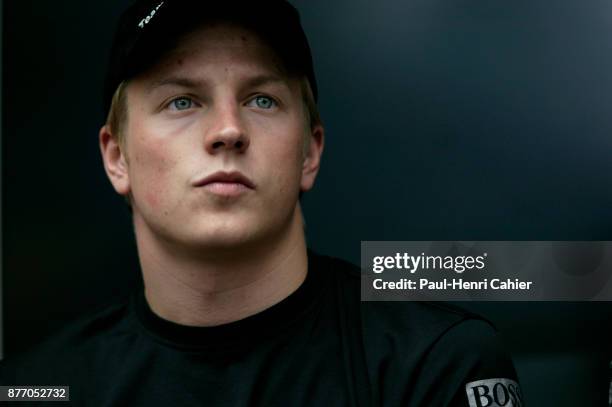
[[134, 207, 308, 327]]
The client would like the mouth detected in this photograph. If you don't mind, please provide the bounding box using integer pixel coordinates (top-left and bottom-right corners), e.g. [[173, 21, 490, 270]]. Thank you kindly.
[[193, 171, 255, 197]]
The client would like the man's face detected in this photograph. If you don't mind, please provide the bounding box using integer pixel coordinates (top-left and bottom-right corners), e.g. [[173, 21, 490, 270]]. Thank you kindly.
[[101, 23, 323, 251]]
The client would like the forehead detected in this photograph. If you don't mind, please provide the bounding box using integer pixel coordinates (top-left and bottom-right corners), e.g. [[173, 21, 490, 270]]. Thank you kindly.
[[138, 22, 289, 83]]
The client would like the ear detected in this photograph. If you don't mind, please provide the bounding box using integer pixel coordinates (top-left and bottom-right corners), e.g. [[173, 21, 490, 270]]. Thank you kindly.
[[300, 124, 325, 192], [99, 124, 131, 196]]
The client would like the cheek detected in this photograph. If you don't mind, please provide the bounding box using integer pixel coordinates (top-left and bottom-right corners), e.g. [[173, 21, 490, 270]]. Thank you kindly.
[[263, 135, 305, 193], [144, 187, 161, 209], [129, 137, 180, 210]]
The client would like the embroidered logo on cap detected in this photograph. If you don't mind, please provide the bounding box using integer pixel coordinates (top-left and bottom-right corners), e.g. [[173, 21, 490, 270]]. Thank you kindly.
[[138, 1, 165, 29], [465, 378, 524, 407]]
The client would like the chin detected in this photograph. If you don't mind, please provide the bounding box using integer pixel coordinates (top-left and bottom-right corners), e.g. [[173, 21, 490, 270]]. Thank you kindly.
[[180, 218, 268, 250], [190, 211, 295, 252]]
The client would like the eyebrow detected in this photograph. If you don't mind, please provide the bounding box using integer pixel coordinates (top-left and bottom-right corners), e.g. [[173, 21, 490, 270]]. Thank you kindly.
[[148, 76, 207, 93], [147, 74, 289, 94], [242, 74, 288, 89]]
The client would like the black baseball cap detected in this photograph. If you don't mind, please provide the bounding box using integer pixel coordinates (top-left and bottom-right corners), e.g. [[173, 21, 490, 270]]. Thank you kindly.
[[103, 0, 318, 117]]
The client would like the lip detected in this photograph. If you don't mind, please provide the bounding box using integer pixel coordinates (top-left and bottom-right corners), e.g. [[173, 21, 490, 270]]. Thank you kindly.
[[193, 171, 256, 191]]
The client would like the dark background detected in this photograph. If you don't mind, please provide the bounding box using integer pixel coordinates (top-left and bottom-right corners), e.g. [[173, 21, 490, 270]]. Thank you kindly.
[[3, 0, 612, 405]]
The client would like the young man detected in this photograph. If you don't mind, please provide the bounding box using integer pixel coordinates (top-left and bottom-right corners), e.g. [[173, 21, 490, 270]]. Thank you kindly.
[[0, 1, 524, 406]]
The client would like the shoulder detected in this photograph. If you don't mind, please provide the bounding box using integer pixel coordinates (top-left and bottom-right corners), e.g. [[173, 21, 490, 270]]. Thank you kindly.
[[364, 299, 521, 404], [310, 250, 493, 339], [311, 251, 522, 405], [0, 297, 135, 385], [361, 301, 522, 406], [362, 300, 496, 349]]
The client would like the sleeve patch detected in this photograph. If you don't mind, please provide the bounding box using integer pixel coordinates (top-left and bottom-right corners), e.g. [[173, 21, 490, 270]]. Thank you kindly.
[[465, 378, 524, 407]]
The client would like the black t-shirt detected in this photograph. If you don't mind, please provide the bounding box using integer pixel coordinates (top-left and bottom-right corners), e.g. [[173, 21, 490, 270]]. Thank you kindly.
[[0, 251, 524, 406]]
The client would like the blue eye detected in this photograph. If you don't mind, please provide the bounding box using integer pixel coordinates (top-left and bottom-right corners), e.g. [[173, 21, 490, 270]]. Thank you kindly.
[[251, 95, 277, 109], [169, 97, 193, 110]]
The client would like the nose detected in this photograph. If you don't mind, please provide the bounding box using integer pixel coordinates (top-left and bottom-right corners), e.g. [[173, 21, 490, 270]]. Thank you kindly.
[[204, 103, 250, 155]]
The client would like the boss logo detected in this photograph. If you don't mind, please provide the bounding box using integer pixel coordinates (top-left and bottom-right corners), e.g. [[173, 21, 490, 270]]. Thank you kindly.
[[465, 378, 524, 407], [138, 1, 165, 29]]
